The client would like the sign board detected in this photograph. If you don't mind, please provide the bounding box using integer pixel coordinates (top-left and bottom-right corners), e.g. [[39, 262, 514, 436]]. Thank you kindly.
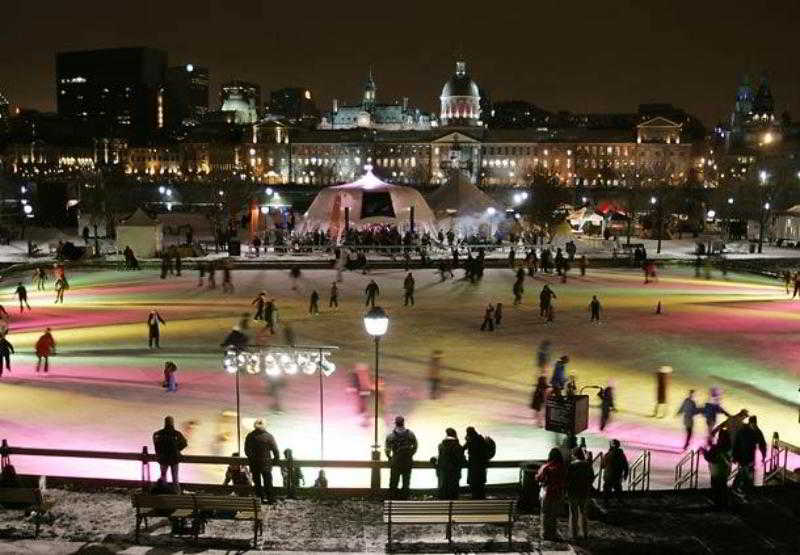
[[545, 394, 589, 435]]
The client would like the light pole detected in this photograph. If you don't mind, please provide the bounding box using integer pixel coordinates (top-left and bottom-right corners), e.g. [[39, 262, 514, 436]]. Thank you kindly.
[[726, 197, 734, 240], [650, 195, 663, 254], [758, 171, 768, 254], [363, 306, 388, 490]]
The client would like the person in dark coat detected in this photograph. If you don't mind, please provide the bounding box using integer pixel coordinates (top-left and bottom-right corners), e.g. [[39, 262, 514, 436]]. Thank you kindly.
[[175, 250, 182, 276], [494, 303, 503, 327], [653, 366, 672, 418], [539, 285, 556, 317], [15, 283, 31, 312], [252, 292, 267, 320], [365, 280, 380, 307], [0, 335, 13, 377], [677, 390, 699, 450], [147, 310, 166, 349], [153, 416, 188, 492], [589, 295, 601, 322], [244, 419, 280, 503], [732, 416, 767, 494], [513, 278, 524, 306], [702, 389, 730, 439], [223, 452, 252, 486], [221, 325, 248, 350], [437, 428, 465, 500], [599, 382, 615, 430], [160, 253, 168, 279], [403, 273, 415, 306], [551, 355, 569, 392], [329, 282, 339, 308], [464, 426, 489, 499], [385, 415, 418, 500], [699, 429, 732, 509], [531, 371, 548, 426], [309, 290, 320, 315], [35, 328, 56, 373], [602, 439, 629, 504], [480, 304, 495, 331]]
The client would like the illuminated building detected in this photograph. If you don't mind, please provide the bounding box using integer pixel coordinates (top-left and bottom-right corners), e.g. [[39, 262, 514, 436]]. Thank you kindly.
[[220, 81, 261, 124], [165, 64, 210, 130], [55, 47, 167, 139], [267, 87, 319, 126]]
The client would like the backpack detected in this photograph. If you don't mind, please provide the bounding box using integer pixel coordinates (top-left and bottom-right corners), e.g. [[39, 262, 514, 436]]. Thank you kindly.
[[484, 436, 496, 460]]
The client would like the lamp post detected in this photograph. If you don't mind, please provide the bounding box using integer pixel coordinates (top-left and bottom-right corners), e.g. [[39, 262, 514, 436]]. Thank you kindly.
[[758, 171, 768, 254], [650, 195, 663, 254], [363, 306, 388, 490]]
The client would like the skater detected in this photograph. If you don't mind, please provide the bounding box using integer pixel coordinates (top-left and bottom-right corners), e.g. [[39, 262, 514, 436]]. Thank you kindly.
[[0, 335, 13, 377], [537, 340, 551, 372], [598, 381, 615, 430], [653, 365, 672, 418], [34, 267, 47, 290], [244, 419, 280, 504], [702, 389, 730, 440], [197, 262, 205, 287], [265, 299, 278, 335], [494, 302, 503, 327], [163, 361, 178, 392], [385, 415, 418, 500], [551, 355, 569, 393], [731, 416, 766, 495], [480, 303, 495, 331], [512, 277, 524, 305], [207, 263, 217, 289], [329, 282, 339, 308], [222, 263, 233, 293], [175, 250, 182, 277], [536, 448, 567, 541], [436, 428, 465, 500], [531, 371, 548, 426], [602, 439, 629, 505], [428, 349, 443, 399], [589, 295, 601, 322], [539, 284, 556, 317], [578, 255, 587, 277], [464, 426, 491, 499], [15, 282, 31, 312], [365, 279, 379, 307], [35, 328, 55, 373], [54, 277, 67, 304], [252, 292, 267, 320], [280, 448, 305, 499], [160, 253, 168, 279], [403, 273, 415, 307], [677, 389, 699, 450], [783, 270, 792, 295], [153, 416, 188, 492], [147, 310, 166, 349], [309, 290, 320, 315], [290, 265, 301, 290], [793, 272, 800, 299]]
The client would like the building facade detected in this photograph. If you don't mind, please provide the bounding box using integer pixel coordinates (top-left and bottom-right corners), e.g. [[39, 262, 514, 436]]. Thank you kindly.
[[55, 47, 168, 139]]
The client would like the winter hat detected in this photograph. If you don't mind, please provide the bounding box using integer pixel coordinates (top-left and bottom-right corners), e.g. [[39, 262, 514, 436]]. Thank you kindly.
[[658, 366, 673, 374], [254, 419, 266, 430]]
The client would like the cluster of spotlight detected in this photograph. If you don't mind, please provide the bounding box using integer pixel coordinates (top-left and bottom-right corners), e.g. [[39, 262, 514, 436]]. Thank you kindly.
[[224, 348, 336, 378]]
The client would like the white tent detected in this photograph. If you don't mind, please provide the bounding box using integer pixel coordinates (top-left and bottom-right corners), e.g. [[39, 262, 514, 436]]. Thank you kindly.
[[116, 208, 163, 258], [299, 168, 437, 238], [772, 205, 800, 242]]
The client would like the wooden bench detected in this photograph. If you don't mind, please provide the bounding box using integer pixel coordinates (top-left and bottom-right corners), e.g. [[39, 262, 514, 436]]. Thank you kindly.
[[0, 487, 54, 538], [194, 494, 263, 546], [132, 494, 195, 542], [383, 499, 516, 551], [132, 493, 263, 547]]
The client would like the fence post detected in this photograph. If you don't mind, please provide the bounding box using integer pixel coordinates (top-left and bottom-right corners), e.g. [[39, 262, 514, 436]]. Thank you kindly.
[[0, 439, 9, 470], [140, 446, 150, 488], [370, 450, 381, 493]]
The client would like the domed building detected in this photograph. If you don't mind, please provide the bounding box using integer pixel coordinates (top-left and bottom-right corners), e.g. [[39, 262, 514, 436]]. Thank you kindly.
[[440, 60, 481, 127]]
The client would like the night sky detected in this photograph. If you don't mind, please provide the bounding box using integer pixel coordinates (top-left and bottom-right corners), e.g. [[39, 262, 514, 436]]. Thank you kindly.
[[1, 0, 798, 126]]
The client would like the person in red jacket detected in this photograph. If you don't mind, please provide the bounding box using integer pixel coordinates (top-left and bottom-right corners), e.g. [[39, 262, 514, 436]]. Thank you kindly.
[[35, 328, 56, 373]]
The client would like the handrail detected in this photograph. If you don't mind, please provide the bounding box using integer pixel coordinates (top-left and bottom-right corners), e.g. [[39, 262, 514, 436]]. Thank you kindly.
[[764, 432, 800, 485], [627, 451, 651, 492], [591, 451, 604, 491], [674, 450, 699, 490]]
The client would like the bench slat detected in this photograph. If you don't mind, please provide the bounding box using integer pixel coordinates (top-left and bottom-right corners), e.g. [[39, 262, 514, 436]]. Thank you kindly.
[[0, 488, 42, 505]]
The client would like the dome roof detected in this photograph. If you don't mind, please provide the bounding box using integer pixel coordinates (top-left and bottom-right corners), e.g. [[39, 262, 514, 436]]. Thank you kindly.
[[441, 61, 480, 98]]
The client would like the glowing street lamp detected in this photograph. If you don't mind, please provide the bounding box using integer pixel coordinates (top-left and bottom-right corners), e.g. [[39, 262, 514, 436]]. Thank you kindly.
[[363, 306, 388, 488]]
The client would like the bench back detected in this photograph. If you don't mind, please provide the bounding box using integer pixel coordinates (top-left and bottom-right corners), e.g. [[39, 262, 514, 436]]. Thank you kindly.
[[0, 487, 43, 506], [195, 495, 261, 515], [384, 499, 514, 517], [132, 494, 195, 512]]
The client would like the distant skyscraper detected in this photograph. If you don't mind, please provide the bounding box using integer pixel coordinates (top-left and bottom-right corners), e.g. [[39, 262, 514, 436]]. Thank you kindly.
[[267, 87, 318, 125], [0, 88, 9, 124], [220, 81, 261, 124], [165, 64, 209, 130], [55, 47, 167, 139]]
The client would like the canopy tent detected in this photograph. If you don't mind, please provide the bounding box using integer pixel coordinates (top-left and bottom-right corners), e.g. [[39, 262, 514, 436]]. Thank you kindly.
[[567, 207, 604, 233], [116, 208, 162, 258], [427, 171, 501, 218], [595, 200, 627, 216], [298, 168, 437, 238]]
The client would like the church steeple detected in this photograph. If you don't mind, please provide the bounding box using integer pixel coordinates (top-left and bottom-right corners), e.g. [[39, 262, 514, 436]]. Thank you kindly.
[[363, 67, 376, 109]]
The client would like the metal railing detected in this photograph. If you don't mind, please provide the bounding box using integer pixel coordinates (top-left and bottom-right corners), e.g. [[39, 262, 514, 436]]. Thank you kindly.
[[674, 450, 700, 490], [764, 432, 800, 485], [0, 440, 534, 492], [591, 451, 604, 491], [627, 451, 651, 491]]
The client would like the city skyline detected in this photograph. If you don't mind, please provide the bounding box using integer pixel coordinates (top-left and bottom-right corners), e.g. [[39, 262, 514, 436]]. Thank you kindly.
[[1, 1, 799, 126]]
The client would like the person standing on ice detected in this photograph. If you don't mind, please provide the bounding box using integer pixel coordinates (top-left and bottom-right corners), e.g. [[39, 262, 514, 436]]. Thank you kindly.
[[35, 328, 56, 373], [403, 273, 415, 307], [309, 290, 320, 315], [677, 389, 699, 450], [480, 303, 495, 331], [147, 310, 166, 349], [598, 381, 615, 430], [550, 355, 569, 393], [589, 295, 601, 322], [15, 282, 31, 312], [653, 366, 672, 418], [329, 282, 339, 308], [539, 284, 556, 317], [512, 276, 524, 306], [54, 277, 67, 304], [251, 292, 267, 320], [0, 334, 13, 377], [365, 279, 379, 307]]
